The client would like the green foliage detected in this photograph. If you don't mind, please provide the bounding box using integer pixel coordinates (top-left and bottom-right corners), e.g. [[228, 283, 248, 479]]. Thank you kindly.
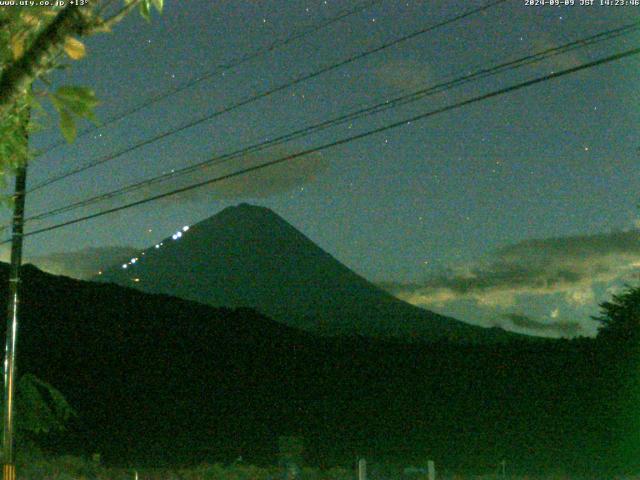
[[278, 435, 304, 464], [0, 118, 26, 173], [151, 0, 165, 13], [0, 374, 75, 464], [592, 285, 640, 470], [0, 6, 68, 160], [0, 7, 57, 63], [139, 1, 151, 22], [593, 284, 640, 344], [128, 0, 163, 22], [50, 86, 99, 143], [13, 459, 354, 480], [0, 0, 163, 179], [14, 459, 606, 480], [176, 463, 274, 480], [14, 373, 75, 435], [0, 95, 31, 178], [17, 454, 131, 480]]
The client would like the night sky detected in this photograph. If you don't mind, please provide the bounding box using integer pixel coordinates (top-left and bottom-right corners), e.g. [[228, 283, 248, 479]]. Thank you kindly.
[[5, 0, 640, 337]]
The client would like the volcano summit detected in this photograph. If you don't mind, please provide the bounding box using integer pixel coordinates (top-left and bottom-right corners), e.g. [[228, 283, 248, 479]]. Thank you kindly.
[[99, 204, 515, 343]]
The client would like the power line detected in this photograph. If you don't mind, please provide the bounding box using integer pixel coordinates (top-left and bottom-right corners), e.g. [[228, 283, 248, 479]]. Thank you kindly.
[[29, 0, 509, 193], [36, 0, 383, 155], [9, 45, 640, 244], [23, 21, 640, 225]]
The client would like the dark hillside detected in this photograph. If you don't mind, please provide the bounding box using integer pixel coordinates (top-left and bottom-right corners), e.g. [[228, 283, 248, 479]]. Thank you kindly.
[[0, 264, 628, 474]]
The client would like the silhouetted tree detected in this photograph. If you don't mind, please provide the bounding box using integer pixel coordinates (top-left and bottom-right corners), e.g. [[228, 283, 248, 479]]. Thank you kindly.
[[592, 285, 640, 473], [15, 373, 74, 436], [593, 284, 640, 346], [0, 374, 75, 460]]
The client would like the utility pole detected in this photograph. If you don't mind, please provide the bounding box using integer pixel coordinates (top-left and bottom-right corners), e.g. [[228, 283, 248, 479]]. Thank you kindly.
[[2, 105, 29, 480]]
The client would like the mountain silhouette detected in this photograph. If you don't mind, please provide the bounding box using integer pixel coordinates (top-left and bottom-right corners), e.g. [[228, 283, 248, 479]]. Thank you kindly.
[[99, 203, 516, 343]]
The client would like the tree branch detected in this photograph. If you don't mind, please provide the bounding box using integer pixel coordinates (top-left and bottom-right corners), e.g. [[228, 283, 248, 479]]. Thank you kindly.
[[0, 5, 93, 119], [87, 0, 143, 34]]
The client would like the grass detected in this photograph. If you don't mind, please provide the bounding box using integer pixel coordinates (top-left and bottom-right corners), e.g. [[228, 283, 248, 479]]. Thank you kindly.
[[11, 454, 640, 480]]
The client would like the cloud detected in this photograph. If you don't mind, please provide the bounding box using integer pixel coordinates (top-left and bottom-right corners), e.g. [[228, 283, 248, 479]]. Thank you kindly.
[[499, 313, 584, 338], [530, 33, 585, 72], [28, 246, 139, 280], [136, 148, 329, 204], [383, 229, 640, 307], [373, 58, 434, 93]]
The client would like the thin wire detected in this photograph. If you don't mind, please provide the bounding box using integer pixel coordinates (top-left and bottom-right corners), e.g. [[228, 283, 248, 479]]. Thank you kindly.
[[24, 21, 640, 225], [36, 0, 383, 155], [29, 0, 509, 193], [8, 45, 639, 244]]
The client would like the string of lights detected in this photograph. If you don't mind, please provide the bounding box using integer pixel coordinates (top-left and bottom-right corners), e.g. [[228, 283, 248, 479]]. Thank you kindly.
[[28, 0, 509, 194], [35, 0, 384, 156], [23, 21, 640, 226], [6, 45, 639, 246]]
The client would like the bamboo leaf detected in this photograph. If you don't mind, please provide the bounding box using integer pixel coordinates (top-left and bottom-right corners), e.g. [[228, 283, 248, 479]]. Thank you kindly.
[[63, 36, 86, 60], [56, 86, 99, 108], [139, 0, 151, 22], [10, 32, 26, 60], [59, 109, 76, 143]]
